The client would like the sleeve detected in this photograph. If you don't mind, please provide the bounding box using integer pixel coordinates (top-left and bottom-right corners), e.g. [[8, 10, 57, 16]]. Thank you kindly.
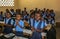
[[4, 18, 6, 24], [14, 22, 16, 27], [52, 20, 55, 24], [20, 21, 24, 27], [4, 19, 5, 23], [41, 21, 47, 29], [45, 22, 47, 26], [11, 19, 14, 25]]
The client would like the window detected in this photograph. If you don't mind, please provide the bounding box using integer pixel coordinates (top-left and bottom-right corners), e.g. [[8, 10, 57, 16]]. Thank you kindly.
[[0, 0, 14, 6]]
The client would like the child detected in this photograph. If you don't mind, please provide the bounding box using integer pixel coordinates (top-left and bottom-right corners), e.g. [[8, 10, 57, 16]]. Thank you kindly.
[[4, 12, 14, 34], [10, 9, 15, 17], [29, 13, 35, 27], [45, 24, 56, 39], [50, 9, 55, 20], [31, 13, 47, 39], [46, 15, 55, 26], [14, 14, 24, 39], [0, 11, 3, 21]]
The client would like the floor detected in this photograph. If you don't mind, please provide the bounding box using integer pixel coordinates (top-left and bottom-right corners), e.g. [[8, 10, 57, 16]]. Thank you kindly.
[[56, 27, 60, 39]]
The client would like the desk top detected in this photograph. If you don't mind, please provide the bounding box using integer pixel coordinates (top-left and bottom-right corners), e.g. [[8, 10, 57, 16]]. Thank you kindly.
[[0, 21, 4, 24]]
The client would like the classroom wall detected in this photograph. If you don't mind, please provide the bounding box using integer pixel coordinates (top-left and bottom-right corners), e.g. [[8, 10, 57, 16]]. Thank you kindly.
[[18, 0, 45, 11], [18, 0, 60, 22], [45, 0, 60, 22], [0, 0, 60, 22], [18, 0, 60, 11], [0, 0, 19, 12]]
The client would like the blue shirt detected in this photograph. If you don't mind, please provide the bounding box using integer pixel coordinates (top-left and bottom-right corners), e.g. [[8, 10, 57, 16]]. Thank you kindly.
[[47, 18, 55, 25], [4, 18, 14, 25], [0, 15, 3, 20], [28, 18, 34, 26], [24, 15, 29, 19], [51, 13, 55, 17], [42, 12, 47, 18], [14, 20, 24, 32], [34, 20, 47, 29]]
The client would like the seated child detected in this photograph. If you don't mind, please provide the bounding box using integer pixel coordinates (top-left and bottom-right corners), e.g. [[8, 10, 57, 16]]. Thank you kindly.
[[46, 15, 55, 26], [4, 12, 14, 34], [14, 14, 24, 39]]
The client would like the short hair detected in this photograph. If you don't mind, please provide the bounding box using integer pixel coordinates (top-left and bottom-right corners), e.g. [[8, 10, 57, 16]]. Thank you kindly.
[[16, 13, 22, 17], [35, 12, 42, 17], [6, 12, 12, 15]]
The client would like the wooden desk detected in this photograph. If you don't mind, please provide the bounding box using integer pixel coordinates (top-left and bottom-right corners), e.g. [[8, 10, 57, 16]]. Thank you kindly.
[[0, 21, 4, 26], [0, 21, 5, 32], [13, 28, 32, 37], [23, 29, 32, 37]]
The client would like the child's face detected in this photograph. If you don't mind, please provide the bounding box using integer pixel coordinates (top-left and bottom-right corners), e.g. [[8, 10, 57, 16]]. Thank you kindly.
[[16, 15, 21, 20], [6, 13, 11, 18], [35, 14, 41, 20], [31, 15, 34, 18], [47, 16, 51, 19]]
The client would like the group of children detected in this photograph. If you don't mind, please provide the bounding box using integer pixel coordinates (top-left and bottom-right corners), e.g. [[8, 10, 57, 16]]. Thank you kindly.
[[0, 8, 56, 39]]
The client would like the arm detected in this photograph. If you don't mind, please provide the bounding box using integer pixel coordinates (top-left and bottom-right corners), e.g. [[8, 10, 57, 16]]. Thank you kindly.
[[16, 20, 24, 29], [17, 24, 24, 28], [31, 26, 35, 32], [5, 19, 14, 28]]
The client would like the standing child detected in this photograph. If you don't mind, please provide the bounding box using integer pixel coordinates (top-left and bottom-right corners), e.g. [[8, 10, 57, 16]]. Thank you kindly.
[[31, 12, 47, 39], [14, 14, 24, 39]]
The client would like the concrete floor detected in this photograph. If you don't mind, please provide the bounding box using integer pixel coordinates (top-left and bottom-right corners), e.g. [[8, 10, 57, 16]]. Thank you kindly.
[[56, 27, 60, 39]]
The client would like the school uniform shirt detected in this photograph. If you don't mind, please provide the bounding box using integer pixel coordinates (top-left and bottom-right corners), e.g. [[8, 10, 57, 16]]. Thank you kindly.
[[24, 15, 29, 19], [4, 18, 14, 25], [50, 13, 55, 17], [4, 18, 14, 34], [46, 18, 55, 25], [10, 11, 15, 15], [28, 18, 34, 26], [34, 20, 47, 29], [42, 12, 47, 19], [14, 20, 24, 32], [0, 15, 3, 20], [31, 20, 47, 39]]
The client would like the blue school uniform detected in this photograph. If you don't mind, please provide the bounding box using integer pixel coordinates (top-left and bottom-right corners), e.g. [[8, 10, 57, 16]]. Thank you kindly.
[[50, 13, 55, 17], [14, 20, 24, 37], [50, 13, 55, 20], [31, 20, 47, 39], [29, 18, 35, 27], [0, 15, 3, 21], [42, 12, 47, 19], [24, 14, 29, 19], [4, 18, 14, 34], [46, 18, 55, 25]]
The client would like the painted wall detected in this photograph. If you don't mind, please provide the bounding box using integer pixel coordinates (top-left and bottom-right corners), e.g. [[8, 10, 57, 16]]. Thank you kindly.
[[18, 0, 60, 11], [18, 0, 45, 11], [18, 0, 60, 22], [0, 0, 60, 21]]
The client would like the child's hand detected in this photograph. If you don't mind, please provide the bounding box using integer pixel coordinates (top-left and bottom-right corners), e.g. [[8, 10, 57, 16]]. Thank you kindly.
[[31, 27, 35, 32], [16, 20, 19, 25]]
